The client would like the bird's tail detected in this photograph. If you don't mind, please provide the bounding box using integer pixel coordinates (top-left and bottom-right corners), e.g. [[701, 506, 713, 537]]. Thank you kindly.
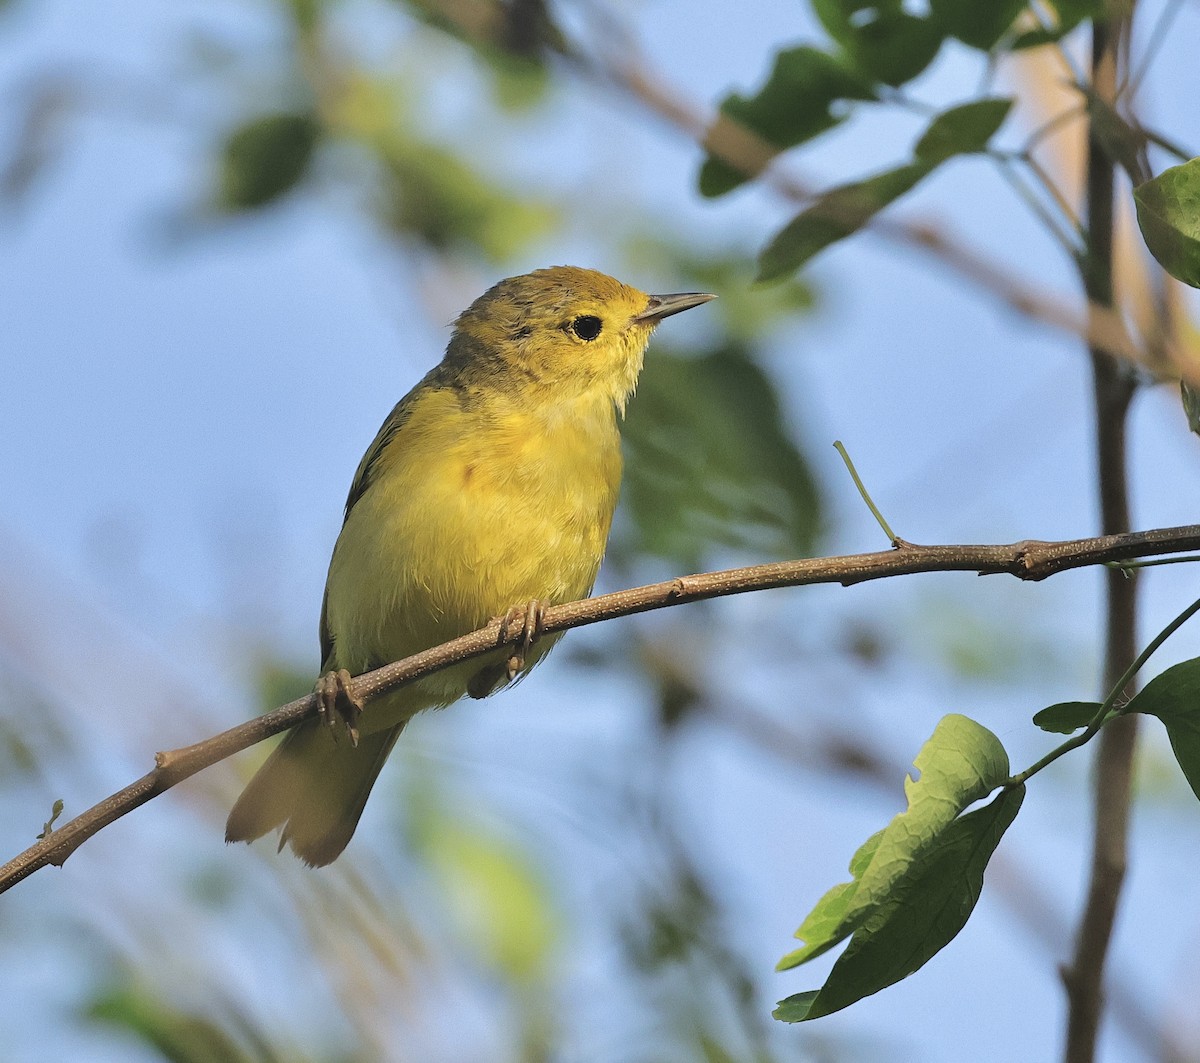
[[225, 719, 405, 867]]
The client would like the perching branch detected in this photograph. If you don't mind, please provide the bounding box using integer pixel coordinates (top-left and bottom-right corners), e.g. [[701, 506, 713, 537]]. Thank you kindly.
[[4, 524, 1200, 897]]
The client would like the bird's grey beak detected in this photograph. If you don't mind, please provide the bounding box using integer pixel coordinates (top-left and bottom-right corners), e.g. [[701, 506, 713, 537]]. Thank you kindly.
[[634, 291, 716, 323]]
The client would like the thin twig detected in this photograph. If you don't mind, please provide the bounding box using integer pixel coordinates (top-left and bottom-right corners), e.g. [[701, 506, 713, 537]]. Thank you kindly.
[[1122, 0, 1183, 101], [995, 156, 1085, 259], [405, 0, 1161, 374], [582, 49, 1147, 369], [1008, 594, 1200, 789], [4, 523, 1200, 896], [832, 440, 897, 543]]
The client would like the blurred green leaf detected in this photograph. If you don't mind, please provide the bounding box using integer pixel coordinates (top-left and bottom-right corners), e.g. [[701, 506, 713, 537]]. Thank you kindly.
[[775, 784, 1024, 1021], [757, 162, 931, 280], [485, 51, 552, 110], [410, 798, 559, 983], [813, 0, 945, 86], [914, 98, 1013, 165], [624, 857, 719, 971], [377, 133, 556, 259], [1011, 0, 1109, 48], [1181, 380, 1200, 437], [621, 344, 821, 570], [778, 714, 1010, 971], [1126, 657, 1200, 802], [217, 112, 320, 210], [699, 46, 875, 198], [394, 0, 558, 111], [87, 984, 262, 1063], [929, 0, 1025, 50], [0, 76, 75, 204], [1134, 159, 1200, 288], [1033, 701, 1103, 734], [284, 0, 322, 36], [399, 0, 564, 61]]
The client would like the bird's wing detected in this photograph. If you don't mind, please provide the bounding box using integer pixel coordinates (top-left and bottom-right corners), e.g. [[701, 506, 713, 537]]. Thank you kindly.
[[320, 370, 465, 669], [342, 392, 418, 520]]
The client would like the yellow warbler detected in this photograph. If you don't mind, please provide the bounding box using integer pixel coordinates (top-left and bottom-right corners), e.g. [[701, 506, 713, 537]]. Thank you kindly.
[[226, 266, 714, 865]]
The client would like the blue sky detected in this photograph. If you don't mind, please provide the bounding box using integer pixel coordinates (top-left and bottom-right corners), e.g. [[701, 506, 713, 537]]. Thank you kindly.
[[4, 1, 1200, 1060]]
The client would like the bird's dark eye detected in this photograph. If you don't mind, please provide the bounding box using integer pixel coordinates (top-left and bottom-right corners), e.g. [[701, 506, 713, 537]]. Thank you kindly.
[[570, 315, 603, 341]]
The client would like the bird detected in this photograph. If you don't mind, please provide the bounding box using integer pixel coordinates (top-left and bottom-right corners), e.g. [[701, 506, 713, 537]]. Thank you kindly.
[[225, 266, 714, 865]]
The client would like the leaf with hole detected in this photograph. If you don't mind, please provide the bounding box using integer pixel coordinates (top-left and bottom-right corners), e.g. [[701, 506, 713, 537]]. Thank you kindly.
[[1010, 0, 1106, 48], [775, 783, 1023, 1021], [812, 0, 945, 86], [772, 719, 1017, 1017], [929, 0, 1025, 50], [777, 714, 1011, 977]]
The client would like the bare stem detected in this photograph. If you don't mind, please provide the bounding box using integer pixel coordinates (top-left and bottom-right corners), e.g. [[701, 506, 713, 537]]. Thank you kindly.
[[3, 523, 1200, 896], [1063, 13, 1140, 1063]]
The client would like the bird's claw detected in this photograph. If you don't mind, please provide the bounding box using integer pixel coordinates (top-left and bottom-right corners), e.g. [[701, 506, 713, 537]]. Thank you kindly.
[[315, 668, 363, 747], [499, 599, 547, 680]]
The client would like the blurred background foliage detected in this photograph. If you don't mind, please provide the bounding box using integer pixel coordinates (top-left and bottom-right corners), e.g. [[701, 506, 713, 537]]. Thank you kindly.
[[3, 0, 1200, 1061]]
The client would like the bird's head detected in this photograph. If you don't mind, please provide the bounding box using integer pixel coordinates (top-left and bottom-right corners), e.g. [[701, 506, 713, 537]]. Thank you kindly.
[[448, 266, 714, 413]]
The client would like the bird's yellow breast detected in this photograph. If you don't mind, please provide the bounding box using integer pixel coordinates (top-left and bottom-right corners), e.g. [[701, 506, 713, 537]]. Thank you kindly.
[[322, 381, 623, 711]]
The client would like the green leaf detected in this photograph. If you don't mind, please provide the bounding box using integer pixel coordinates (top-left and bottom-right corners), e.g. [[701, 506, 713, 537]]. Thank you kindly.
[[778, 714, 1010, 971], [757, 162, 932, 279], [1011, 0, 1106, 48], [812, 0, 945, 86], [1125, 657, 1200, 802], [914, 98, 1013, 165], [698, 46, 876, 198], [88, 984, 257, 1063], [777, 829, 885, 969], [620, 344, 822, 570], [37, 798, 64, 840], [217, 112, 320, 210], [409, 793, 559, 983], [929, 0, 1025, 50], [378, 133, 556, 260], [1032, 700, 1103, 734], [775, 784, 1024, 1021], [1134, 159, 1200, 288], [1182, 381, 1200, 437]]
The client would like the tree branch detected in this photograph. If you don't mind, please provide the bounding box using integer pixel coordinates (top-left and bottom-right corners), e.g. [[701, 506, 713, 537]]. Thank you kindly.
[[1063, 13, 1140, 1063], [3, 524, 1200, 896], [587, 54, 1151, 372]]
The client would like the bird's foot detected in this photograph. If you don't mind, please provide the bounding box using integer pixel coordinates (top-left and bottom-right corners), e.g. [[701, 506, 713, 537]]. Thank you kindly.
[[467, 599, 548, 699], [315, 668, 363, 747], [499, 599, 547, 681]]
